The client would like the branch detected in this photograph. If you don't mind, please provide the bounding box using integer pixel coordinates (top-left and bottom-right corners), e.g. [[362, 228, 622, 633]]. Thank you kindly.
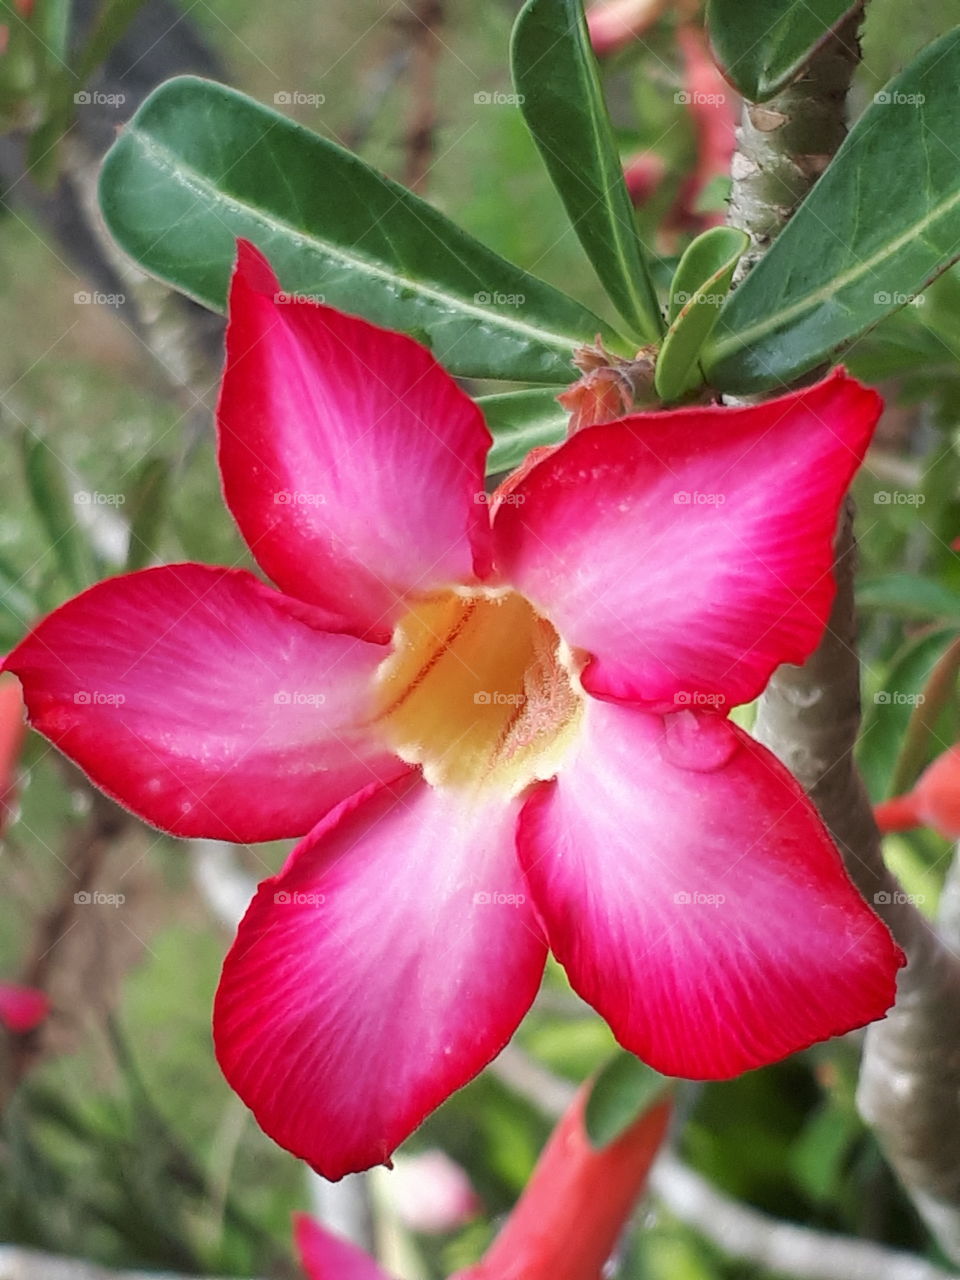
[[650, 1154, 960, 1280], [727, 4, 863, 279], [0, 1246, 248, 1280], [720, 2, 960, 1260]]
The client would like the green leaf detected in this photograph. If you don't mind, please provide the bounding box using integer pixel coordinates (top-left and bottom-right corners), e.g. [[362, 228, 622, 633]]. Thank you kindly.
[[655, 226, 748, 402], [511, 0, 663, 342], [859, 626, 960, 801], [704, 28, 960, 394], [35, 0, 70, 64], [584, 1051, 672, 1149], [28, 0, 148, 185], [888, 634, 960, 797], [857, 573, 960, 622], [706, 0, 857, 102], [20, 435, 98, 594], [0, 551, 36, 646], [480, 389, 567, 476], [98, 76, 626, 385], [124, 456, 171, 572]]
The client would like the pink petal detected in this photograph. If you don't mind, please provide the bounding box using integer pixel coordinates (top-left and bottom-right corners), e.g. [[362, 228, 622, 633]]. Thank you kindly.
[[214, 773, 546, 1179], [3, 564, 403, 841], [0, 982, 49, 1033], [218, 240, 494, 641], [294, 1213, 394, 1280], [494, 371, 881, 709], [518, 699, 903, 1079]]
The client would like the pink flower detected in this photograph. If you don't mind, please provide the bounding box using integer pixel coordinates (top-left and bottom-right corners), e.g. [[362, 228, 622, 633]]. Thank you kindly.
[[586, 0, 667, 58], [385, 1150, 479, 1234], [0, 982, 49, 1033], [295, 1080, 671, 1280], [4, 241, 902, 1179]]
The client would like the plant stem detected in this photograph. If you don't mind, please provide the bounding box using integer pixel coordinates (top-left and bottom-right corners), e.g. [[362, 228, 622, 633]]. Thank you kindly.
[[727, 6, 862, 280], [724, 5, 960, 1263]]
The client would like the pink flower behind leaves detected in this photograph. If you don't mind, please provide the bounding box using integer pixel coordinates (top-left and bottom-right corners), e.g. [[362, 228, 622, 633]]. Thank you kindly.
[[387, 1150, 479, 1234], [4, 240, 903, 1179], [586, 0, 667, 57], [0, 982, 49, 1033]]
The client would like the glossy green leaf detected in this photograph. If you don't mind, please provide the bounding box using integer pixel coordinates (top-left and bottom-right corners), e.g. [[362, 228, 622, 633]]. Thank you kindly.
[[859, 626, 960, 801], [511, 0, 663, 342], [98, 76, 626, 385], [584, 1051, 672, 1149], [655, 227, 747, 402], [480, 389, 567, 476], [705, 28, 960, 394], [706, 0, 857, 102], [20, 436, 98, 594], [857, 573, 960, 622], [888, 634, 960, 798]]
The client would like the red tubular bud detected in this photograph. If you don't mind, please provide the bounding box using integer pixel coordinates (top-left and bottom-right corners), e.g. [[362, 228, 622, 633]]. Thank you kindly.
[[461, 1083, 671, 1280]]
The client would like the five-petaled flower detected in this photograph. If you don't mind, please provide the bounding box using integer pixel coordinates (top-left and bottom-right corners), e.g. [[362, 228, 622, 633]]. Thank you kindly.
[[3, 240, 902, 1180]]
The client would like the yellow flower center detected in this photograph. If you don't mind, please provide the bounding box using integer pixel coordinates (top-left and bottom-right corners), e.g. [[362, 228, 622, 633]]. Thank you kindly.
[[373, 588, 584, 795]]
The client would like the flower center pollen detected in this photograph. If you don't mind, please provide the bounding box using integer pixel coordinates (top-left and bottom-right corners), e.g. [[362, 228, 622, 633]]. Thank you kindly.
[[373, 588, 584, 795]]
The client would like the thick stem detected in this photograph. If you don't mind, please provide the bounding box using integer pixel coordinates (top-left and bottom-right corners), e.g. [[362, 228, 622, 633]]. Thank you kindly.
[[728, 6, 862, 280], [725, 8, 960, 1263]]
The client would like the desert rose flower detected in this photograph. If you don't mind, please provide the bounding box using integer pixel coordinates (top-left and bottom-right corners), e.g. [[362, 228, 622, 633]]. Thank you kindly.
[[3, 240, 902, 1179]]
